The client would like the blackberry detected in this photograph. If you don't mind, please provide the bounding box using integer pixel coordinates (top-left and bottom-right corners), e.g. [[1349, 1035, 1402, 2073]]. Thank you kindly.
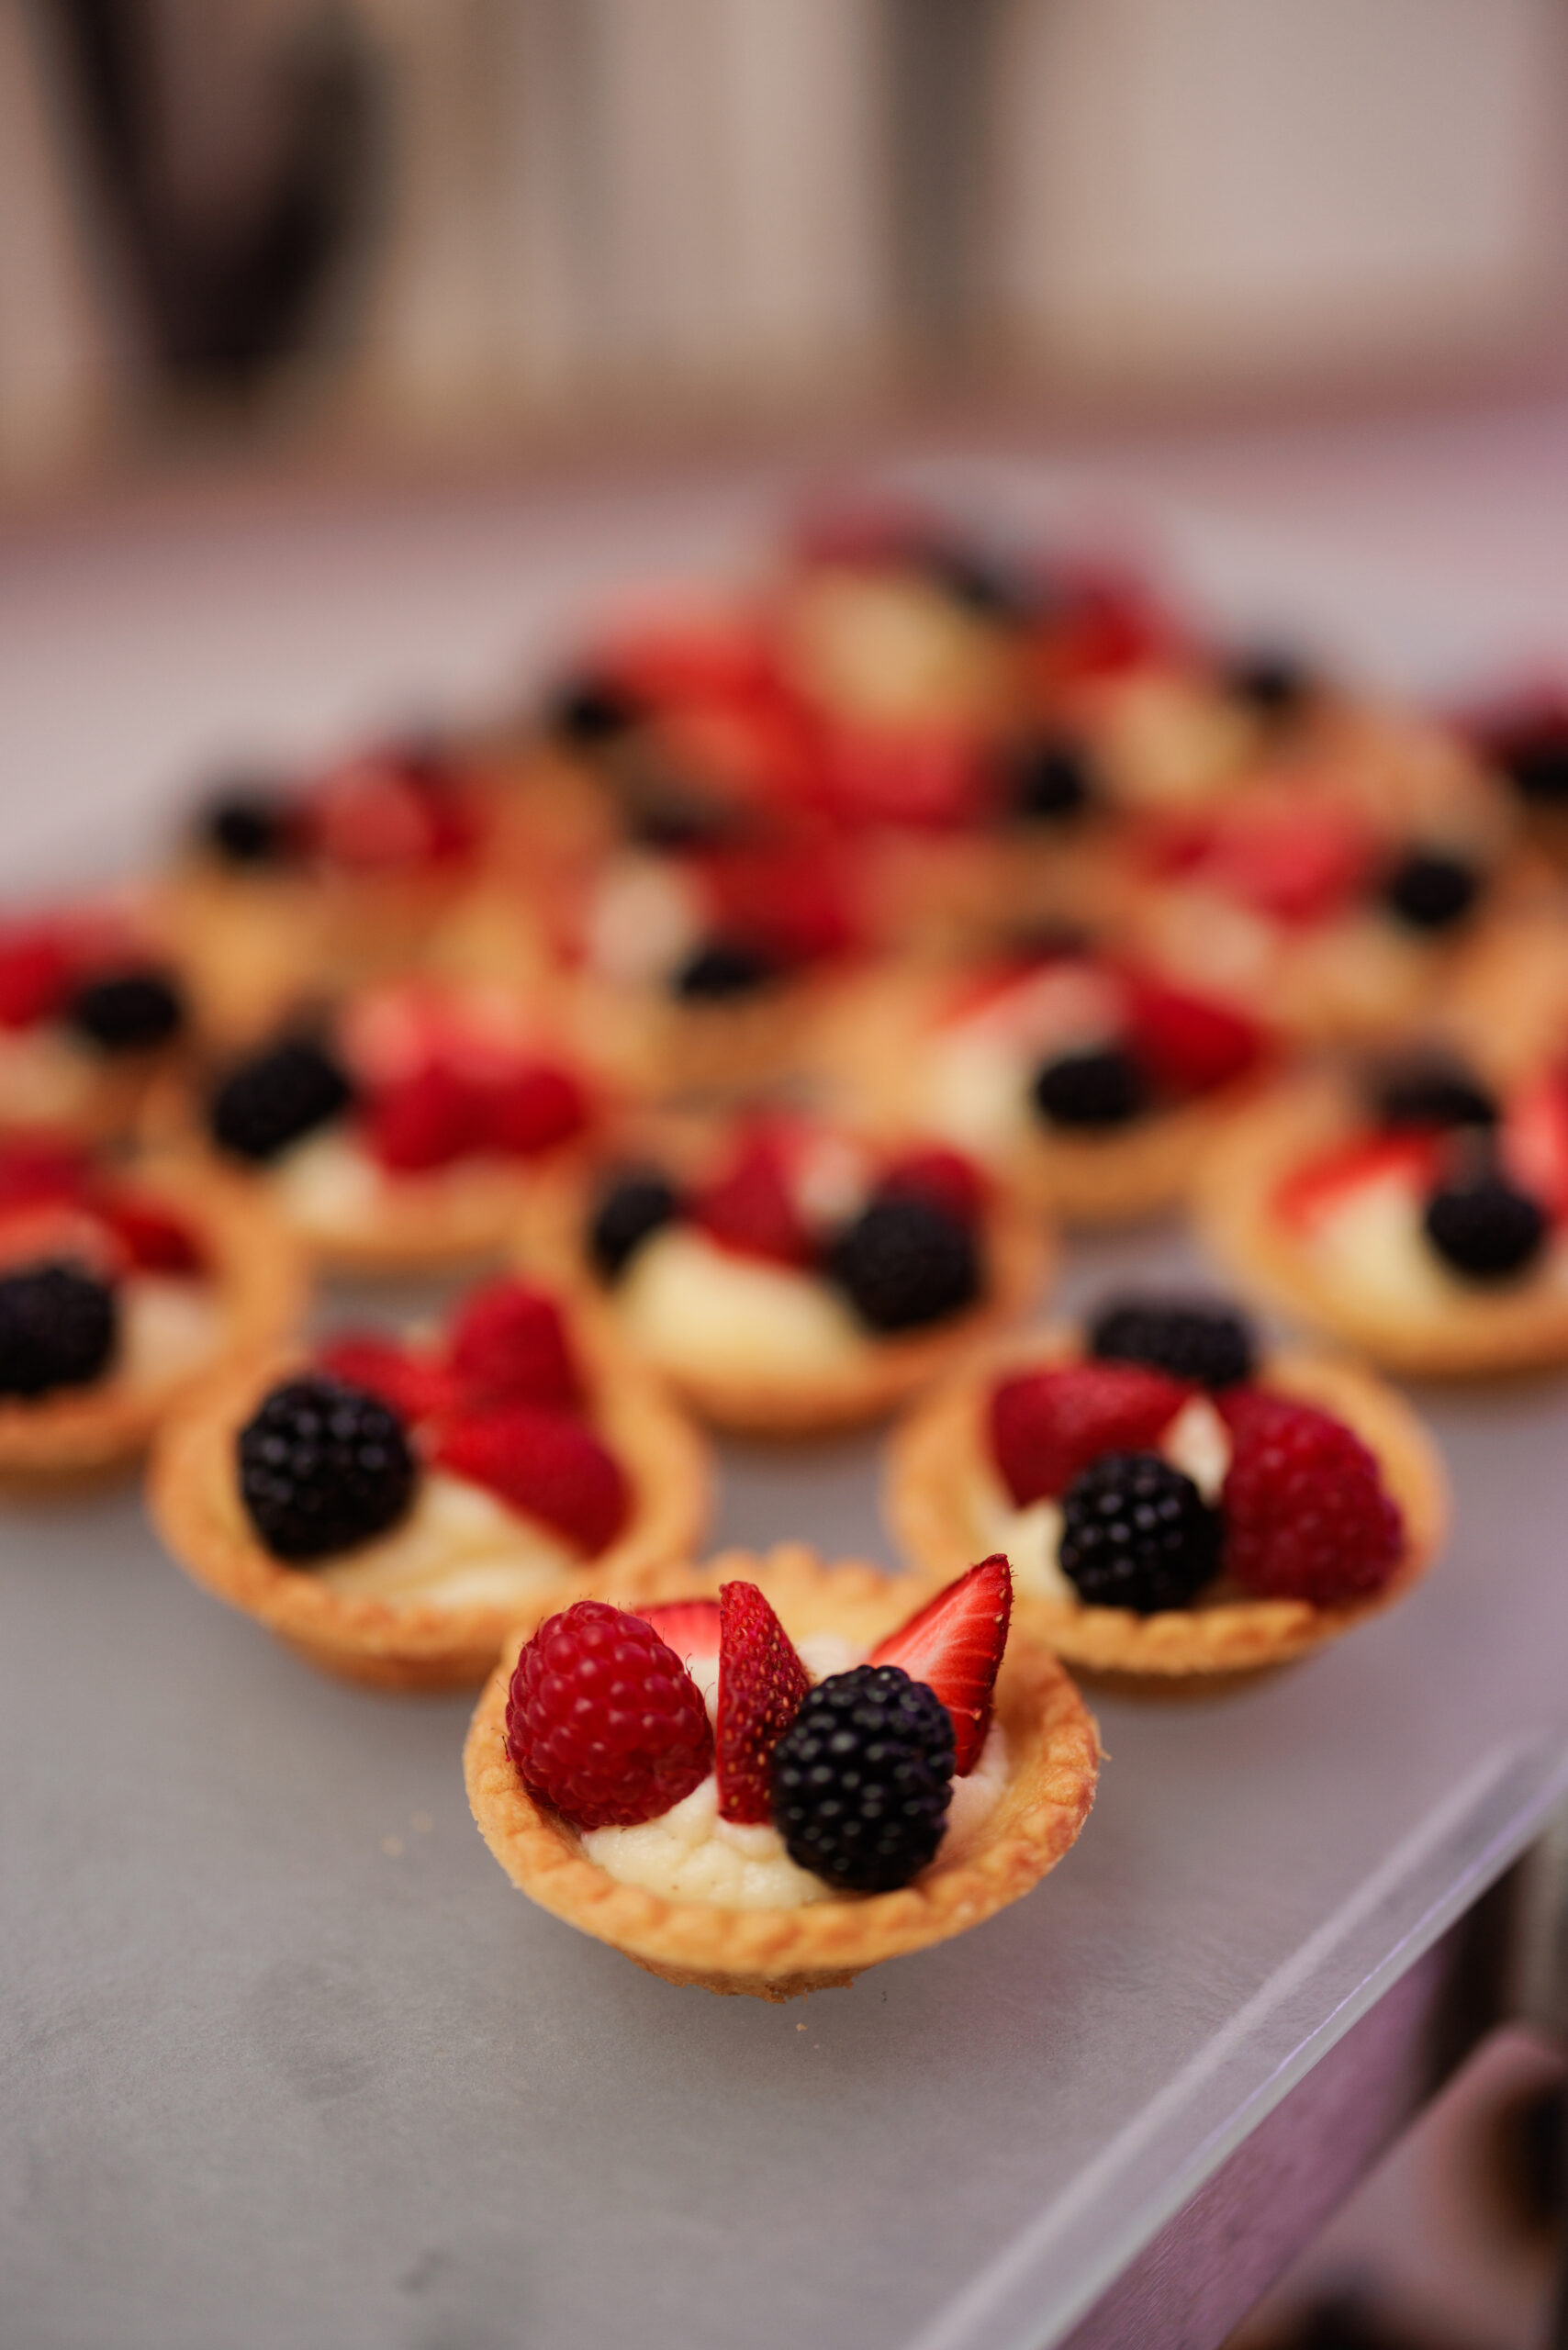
[[1032, 1045, 1149, 1129], [588, 1170, 680, 1281], [1058, 1450, 1222, 1613], [1008, 734, 1094, 824], [199, 788, 292, 867], [0, 1259, 118, 1398], [65, 968, 185, 1054], [238, 1374, 416, 1561], [545, 675, 644, 748], [1089, 1294, 1256, 1389], [1380, 851, 1481, 933], [1497, 728, 1568, 806], [825, 1196, 980, 1333], [769, 1663, 954, 1893], [1223, 651, 1312, 719], [1371, 1056, 1497, 1133], [923, 543, 1037, 623], [1423, 1172, 1547, 1282], [670, 937, 783, 1001], [208, 1037, 354, 1164]]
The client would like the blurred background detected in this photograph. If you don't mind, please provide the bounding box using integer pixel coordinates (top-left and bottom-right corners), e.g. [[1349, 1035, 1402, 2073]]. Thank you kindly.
[[3, 0, 1568, 498]]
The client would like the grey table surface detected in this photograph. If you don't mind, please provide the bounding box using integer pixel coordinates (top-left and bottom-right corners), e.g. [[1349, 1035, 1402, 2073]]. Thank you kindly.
[[6, 430, 1568, 2350]]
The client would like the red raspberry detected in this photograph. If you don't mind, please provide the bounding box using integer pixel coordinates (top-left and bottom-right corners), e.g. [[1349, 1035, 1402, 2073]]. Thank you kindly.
[[0, 925, 75, 1030], [1219, 1387, 1403, 1605], [877, 1147, 985, 1226], [446, 1280, 580, 1411], [482, 1062, 590, 1158], [436, 1404, 629, 1553], [692, 1134, 813, 1266], [317, 1334, 456, 1426], [0, 1141, 88, 1210], [1123, 976, 1267, 1099], [364, 1062, 487, 1172], [505, 1600, 714, 1830], [990, 1360, 1191, 1508]]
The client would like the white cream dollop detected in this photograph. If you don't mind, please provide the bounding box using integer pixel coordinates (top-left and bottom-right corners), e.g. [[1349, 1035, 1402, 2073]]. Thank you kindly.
[[582, 1773, 836, 1909], [616, 1225, 868, 1383], [315, 1469, 577, 1609]]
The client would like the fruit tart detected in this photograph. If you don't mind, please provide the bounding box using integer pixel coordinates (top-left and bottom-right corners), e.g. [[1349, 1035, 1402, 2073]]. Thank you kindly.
[[151, 1275, 709, 1688], [887, 1292, 1446, 1687], [0, 1138, 304, 1487], [1196, 1053, 1568, 1376], [179, 979, 596, 1274], [528, 1112, 1047, 1432], [465, 1545, 1099, 1999], [0, 899, 190, 1142], [830, 939, 1273, 1224]]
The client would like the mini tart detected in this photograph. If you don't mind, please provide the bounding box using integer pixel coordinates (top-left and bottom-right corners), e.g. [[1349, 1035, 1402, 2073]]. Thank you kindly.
[[518, 1128, 1051, 1436], [465, 1543, 1101, 2000], [1194, 1073, 1568, 1377], [149, 1321, 710, 1690], [0, 1162, 306, 1489], [885, 1331, 1447, 1686]]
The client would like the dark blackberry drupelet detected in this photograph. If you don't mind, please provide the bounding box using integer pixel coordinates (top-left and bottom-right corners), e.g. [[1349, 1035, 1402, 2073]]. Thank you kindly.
[[208, 1037, 355, 1163], [65, 968, 185, 1054], [545, 674, 644, 748], [825, 1196, 980, 1333], [1058, 1449, 1223, 1613], [1008, 734, 1094, 824], [671, 937, 784, 1001], [1497, 727, 1568, 805], [1423, 1172, 1547, 1282], [1372, 1057, 1497, 1133], [200, 789, 293, 867], [588, 1170, 680, 1281], [238, 1374, 416, 1561], [1380, 851, 1481, 933], [1223, 651, 1312, 718], [1089, 1295, 1256, 1389], [1032, 1045, 1149, 1130], [0, 1259, 118, 1398], [923, 543, 1038, 623], [769, 1663, 955, 1893]]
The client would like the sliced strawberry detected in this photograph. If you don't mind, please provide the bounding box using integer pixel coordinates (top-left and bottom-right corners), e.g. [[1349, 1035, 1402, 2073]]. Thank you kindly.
[[0, 924, 76, 1030], [817, 722, 987, 830], [435, 1404, 629, 1554], [867, 1555, 1013, 1777], [990, 1360, 1192, 1508], [446, 1280, 581, 1411], [1274, 1131, 1443, 1233], [1501, 1072, 1568, 1221], [692, 1132, 814, 1267], [318, 1334, 457, 1425], [1123, 974, 1268, 1099], [633, 1596, 722, 1664], [0, 1201, 123, 1278], [364, 1061, 488, 1173], [716, 1580, 812, 1824], [0, 1141, 89, 1209], [482, 1061, 590, 1158], [99, 1197, 206, 1275], [700, 843, 859, 967], [1035, 568, 1184, 681], [1188, 802, 1372, 925], [877, 1147, 986, 1226], [306, 752, 474, 874]]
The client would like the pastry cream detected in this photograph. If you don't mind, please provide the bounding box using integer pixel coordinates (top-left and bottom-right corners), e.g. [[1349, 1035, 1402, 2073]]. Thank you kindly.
[[617, 1226, 868, 1382], [121, 1277, 224, 1393], [315, 1469, 576, 1608]]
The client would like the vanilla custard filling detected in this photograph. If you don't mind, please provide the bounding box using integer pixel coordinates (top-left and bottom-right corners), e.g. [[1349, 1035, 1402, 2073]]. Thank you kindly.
[[272, 1125, 518, 1240], [1295, 1172, 1568, 1321], [581, 1632, 1009, 1909], [616, 1225, 868, 1382], [0, 1026, 106, 1124], [923, 967, 1126, 1158], [120, 1276, 225, 1393], [315, 1469, 577, 1607]]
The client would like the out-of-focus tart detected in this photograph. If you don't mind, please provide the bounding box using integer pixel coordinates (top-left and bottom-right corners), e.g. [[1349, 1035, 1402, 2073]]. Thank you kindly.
[[150, 1276, 709, 1688], [0, 900, 190, 1142], [465, 1545, 1099, 1999], [887, 1292, 1446, 1687]]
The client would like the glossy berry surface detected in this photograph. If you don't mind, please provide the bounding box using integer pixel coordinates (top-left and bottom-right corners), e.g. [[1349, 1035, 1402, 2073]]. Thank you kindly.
[[545, 675, 643, 747], [1123, 979, 1265, 1098], [1009, 735, 1092, 824], [435, 1404, 628, 1553], [1058, 1451, 1222, 1614], [238, 1375, 415, 1561], [588, 1170, 680, 1281], [1380, 851, 1481, 933], [716, 1581, 812, 1824], [1032, 1045, 1149, 1129], [990, 1360, 1191, 1507], [209, 1038, 355, 1164], [65, 968, 185, 1054], [1220, 1387, 1403, 1605], [1423, 1172, 1548, 1282], [671, 937, 782, 1001], [446, 1281, 580, 1410], [505, 1601, 713, 1831], [1372, 1058, 1498, 1132], [0, 1259, 118, 1398], [364, 1063, 486, 1172], [485, 1063, 589, 1158], [825, 1196, 980, 1333], [1089, 1295, 1256, 1390], [201, 789, 293, 866], [770, 1664, 955, 1893], [1223, 651, 1312, 717], [693, 1136, 812, 1266], [867, 1555, 1012, 1777]]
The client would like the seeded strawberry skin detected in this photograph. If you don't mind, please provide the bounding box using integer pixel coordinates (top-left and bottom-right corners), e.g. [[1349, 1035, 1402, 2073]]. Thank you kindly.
[[436, 1403, 629, 1554], [505, 1601, 714, 1830], [716, 1581, 812, 1824]]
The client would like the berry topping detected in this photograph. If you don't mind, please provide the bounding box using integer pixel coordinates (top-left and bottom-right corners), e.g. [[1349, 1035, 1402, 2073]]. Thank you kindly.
[[1032, 1045, 1150, 1130], [546, 674, 644, 746], [1372, 1057, 1498, 1132], [693, 1135, 813, 1267], [875, 1146, 983, 1226], [315, 1334, 455, 1426], [238, 1375, 416, 1561], [506, 1601, 714, 1831], [1223, 651, 1313, 717], [866, 1555, 1012, 1776], [435, 1404, 629, 1553], [201, 788, 294, 867], [1502, 1073, 1568, 1216], [1219, 1388, 1403, 1605], [1123, 977, 1266, 1098], [670, 937, 783, 1001], [0, 926, 74, 1030], [1380, 850, 1481, 933], [588, 1169, 680, 1281], [716, 1581, 812, 1824], [1008, 735, 1093, 823], [1058, 1450, 1223, 1614], [1489, 717, 1568, 804], [1275, 1131, 1443, 1231], [64, 968, 185, 1055], [633, 1596, 722, 1662], [364, 1062, 486, 1173], [990, 1360, 1192, 1507], [1423, 1171, 1548, 1282], [102, 1198, 205, 1275], [1185, 802, 1370, 924], [0, 1259, 118, 1398], [769, 1664, 955, 1893], [1089, 1296, 1256, 1389], [484, 1063, 589, 1158], [208, 1037, 355, 1164], [306, 750, 472, 873], [825, 1195, 980, 1333], [446, 1281, 580, 1411]]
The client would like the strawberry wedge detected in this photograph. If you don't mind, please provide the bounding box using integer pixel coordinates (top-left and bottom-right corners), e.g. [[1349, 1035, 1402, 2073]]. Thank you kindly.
[[868, 1556, 1012, 1776]]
